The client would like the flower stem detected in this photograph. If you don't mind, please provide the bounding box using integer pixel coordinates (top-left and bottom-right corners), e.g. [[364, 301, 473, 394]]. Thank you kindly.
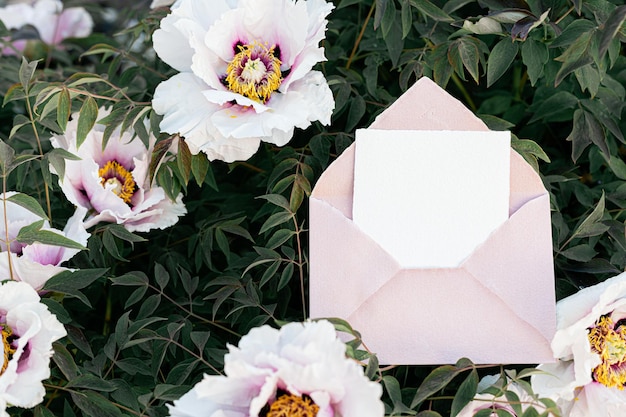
[[346, 2, 375, 70]]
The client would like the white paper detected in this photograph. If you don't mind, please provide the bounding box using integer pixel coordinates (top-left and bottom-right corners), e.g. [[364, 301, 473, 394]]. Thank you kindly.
[[353, 129, 511, 268]]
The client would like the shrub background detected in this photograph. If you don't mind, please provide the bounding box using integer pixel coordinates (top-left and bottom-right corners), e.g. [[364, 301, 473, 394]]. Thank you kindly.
[[0, 0, 623, 415]]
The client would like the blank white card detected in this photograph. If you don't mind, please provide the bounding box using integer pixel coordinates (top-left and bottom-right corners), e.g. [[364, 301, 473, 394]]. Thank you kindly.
[[353, 129, 511, 268]]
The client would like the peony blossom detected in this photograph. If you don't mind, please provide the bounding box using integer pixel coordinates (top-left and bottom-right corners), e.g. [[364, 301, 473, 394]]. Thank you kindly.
[[532, 271, 626, 416], [167, 320, 384, 417], [0, 0, 93, 55], [0, 280, 66, 416], [457, 374, 547, 417], [151, 0, 335, 162], [0, 192, 89, 291], [50, 107, 187, 233]]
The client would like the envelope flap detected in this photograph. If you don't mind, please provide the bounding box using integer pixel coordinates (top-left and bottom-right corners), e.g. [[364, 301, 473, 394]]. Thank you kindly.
[[369, 77, 489, 131], [463, 193, 556, 340], [311, 145, 355, 219], [309, 197, 400, 318]]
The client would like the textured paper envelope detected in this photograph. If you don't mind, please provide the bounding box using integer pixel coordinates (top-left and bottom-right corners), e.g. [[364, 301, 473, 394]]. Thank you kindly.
[[309, 77, 556, 364]]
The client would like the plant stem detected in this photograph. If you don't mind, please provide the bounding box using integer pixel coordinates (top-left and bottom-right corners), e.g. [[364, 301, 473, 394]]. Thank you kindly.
[[24, 93, 53, 221], [346, 2, 375, 70]]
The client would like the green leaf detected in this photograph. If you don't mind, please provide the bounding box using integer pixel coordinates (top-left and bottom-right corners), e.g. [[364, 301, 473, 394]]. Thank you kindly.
[[528, 91, 578, 124], [66, 374, 116, 392], [260, 211, 293, 234], [345, 93, 366, 132], [380, 0, 396, 38], [383, 375, 416, 415], [570, 191, 607, 240], [411, 365, 463, 408], [417, 412, 443, 417], [410, 0, 453, 22], [57, 87, 71, 132], [555, 55, 593, 87], [257, 194, 291, 211], [598, 5, 626, 58], [43, 269, 107, 307], [154, 263, 170, 289], [16, 220, 87, 250], [487, 38, 518, 87], [504, 389, 522, 416], [401, 0, 412, 38], [457, 37, 481, 83], [177, 134, 192, 185], [52, 342, 79, 380], [76, 96, 98, 148], [70, 390, 124, 417], [521, 39, 548, 86], [191, 153, 209, 186], [47, 148, 81, 181], [566, 109, 604, 162], [266, 229, 295, 249], [19, 57, 39, 93], [6, 192, 48, 220], [450, 369, 479, 416]]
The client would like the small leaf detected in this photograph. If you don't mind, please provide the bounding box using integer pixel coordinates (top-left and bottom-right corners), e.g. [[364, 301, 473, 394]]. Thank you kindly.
[[16, 220, 87, 250], [598, 5, 626, 58], [19, 57, 39, 93], [266, 229, 295, 249], [6, 192, 48, 220], [521, 39, 548, 86], [52, 342, 79, 380], [177, 136, 192, 185], [57, 87, 71, 132], [410, 0, 453, 22], [566, 109, 603, 162], [570, 192, 607, 240], [71, 390, 124, 417], [487, 38, 519, 87], [383, 375, 416, 415], [450, 369, 479, 416], [412, 365, 462, 408], [76, 96, 99, 148]]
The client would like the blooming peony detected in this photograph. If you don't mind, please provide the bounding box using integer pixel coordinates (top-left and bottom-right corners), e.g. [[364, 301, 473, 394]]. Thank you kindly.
[[0, 0, 93, 55], [0, 280, 66, 416], [151, 0, 335, 162], [532, 271, 626, 416], [167, 320, 384, 417], [457, 374, 547, 417], [0, 192, 89, 291], [50, 107, 187, 233]]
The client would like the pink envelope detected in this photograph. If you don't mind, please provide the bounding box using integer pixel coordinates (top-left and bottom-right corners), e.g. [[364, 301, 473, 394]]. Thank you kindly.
[[309, 77, 556, 365]]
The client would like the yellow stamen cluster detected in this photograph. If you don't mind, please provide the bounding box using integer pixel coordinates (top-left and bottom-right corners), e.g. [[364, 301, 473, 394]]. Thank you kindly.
[[1, 325, 16, 376], [98, 160, 136, 204], [266, 393, 319, 417], [225, 42, 282, 103], [588, 315, 626, 389]]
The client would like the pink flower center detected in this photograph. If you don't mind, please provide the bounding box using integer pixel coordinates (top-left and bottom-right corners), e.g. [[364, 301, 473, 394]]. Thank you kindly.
[[588, 315, 626, 389], [225, 41, 282, 103], [98, 161, 136, 204], [266, 393, 319, 417]]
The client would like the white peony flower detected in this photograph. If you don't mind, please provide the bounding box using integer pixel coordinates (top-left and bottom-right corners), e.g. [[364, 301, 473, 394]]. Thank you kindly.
[[0, 280, 66, 416], [532, 271, 626, 416], [151, 0, 335, 163], [50, 107, 187, 233], [167, 320, 384, 417], [0, 0, 92, 54], [457, 374, 547, 417], [0, 192, 89, 291]]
